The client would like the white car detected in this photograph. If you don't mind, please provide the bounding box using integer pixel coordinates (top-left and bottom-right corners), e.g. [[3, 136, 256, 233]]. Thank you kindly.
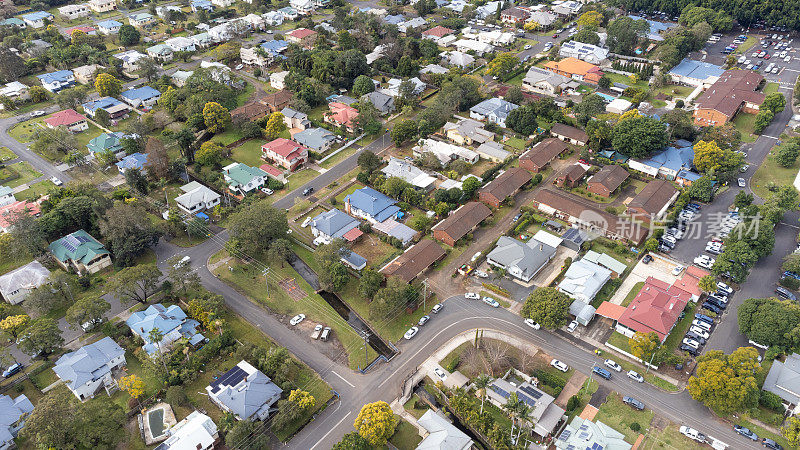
[[474, 270, 488, 278], [671, 265, 684, 276], [689, 326, 711, 339], [738, 178, 746, 187], [604, 359, 622, 372], [680, 426, 706, 442], [692, 319, 712, 331], [404, 326, 419, 340], [30, 110, 46, 118], [434, 367, 447, 380], [550, 359, 569, 372], [470, 252, 481, 262], [260, 187, 274, 195], [524, 318, 541, 330], [51, 176, 62, 186], [786, 55, 792, 62], [311, 324, 323, 339], [289, 314, 305, 326], [431, 303, 444, 314], [694, 255, 715, 269], [682, 338, 700, 349], [173, 255, 191, 268], [482, 297, 500, 308], [301, 217, 312, 228], [627, 370, 644, 383], [717, 282, 734, 296], [465, 292, 480, 300], [567, 320, 578, 333]]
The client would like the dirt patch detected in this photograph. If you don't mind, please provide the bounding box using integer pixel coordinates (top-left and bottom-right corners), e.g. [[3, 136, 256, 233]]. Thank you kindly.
[[555, 371, 588, 408], [279, 278, 305, 301]]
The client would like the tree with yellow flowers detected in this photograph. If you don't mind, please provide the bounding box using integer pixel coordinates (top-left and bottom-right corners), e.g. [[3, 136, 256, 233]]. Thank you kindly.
[[203, 101, 231, 134], [0, 314, 30, 339], [353, 401, 397, 447], [288, 389, 316, 410], [264, 112, 287, 140], [95, 73, 122, 98], [486, 52, 519, 79], [119, 374, 145, 405], [577, 10, 604, 28], [693, 139, 745, 176]]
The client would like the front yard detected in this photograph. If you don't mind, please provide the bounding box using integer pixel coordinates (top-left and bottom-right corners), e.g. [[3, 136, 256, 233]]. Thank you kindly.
[[751, 144, 799, 200]]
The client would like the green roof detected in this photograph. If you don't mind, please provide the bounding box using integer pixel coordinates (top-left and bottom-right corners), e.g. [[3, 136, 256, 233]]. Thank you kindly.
[[87, 132, 122, 154], [48, 229, 109, 265], [224, 163, 267, 187]]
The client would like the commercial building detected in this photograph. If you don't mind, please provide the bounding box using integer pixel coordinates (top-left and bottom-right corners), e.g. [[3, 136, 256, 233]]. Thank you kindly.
[[693, 70, 765, 126], [616, 277, 692, 342]]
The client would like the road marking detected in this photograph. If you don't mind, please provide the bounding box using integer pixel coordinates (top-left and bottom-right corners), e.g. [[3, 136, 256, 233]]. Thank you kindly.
[[761, 135, 781, 139], [330, 370, 355, 387], [309, 411, 351, 450]]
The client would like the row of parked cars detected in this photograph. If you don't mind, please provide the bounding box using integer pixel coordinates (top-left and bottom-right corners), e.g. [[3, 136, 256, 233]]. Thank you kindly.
[[404, 303, 445, 340]]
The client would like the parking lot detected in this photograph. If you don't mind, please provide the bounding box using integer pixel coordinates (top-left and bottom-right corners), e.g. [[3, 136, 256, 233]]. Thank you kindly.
[[699, 31, 800, 88]]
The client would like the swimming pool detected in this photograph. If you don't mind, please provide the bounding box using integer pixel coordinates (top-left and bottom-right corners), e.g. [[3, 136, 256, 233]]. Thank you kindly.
[[148, 408, 165, 438], [596, 92, 616, 103]]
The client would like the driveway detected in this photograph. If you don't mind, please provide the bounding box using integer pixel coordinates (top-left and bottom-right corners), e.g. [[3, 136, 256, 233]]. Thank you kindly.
[[609, 253, 682, 305]]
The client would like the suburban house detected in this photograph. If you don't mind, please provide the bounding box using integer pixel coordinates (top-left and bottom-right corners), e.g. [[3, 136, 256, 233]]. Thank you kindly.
[[519, 138, 568, 172], [0, 200, 41, 233], [89, 0, 117, 12], [174, 181, 221, 215], [294, 127, 336, 152], [556, 417, 632, 450], [0, 186, 12, 207], [398, 17, 426, 33], [0, 81, 30, 102], [453, 38, 494, 56], [44, 109, 88, 132], [476, 141, 510, 162], [37, 70, 76, 92], [487, 235, 557, 283], [282, 107, 310, 130], [157, 411, 218, 450], [616, 277, 692, 342], [627, 179, 679, 222], [286, 28, 318, 48], [582, 250, 627, 278], [522, 66, 571, 97], [380, 239, 446, 283], [324, 102, 359, 132], [53, 337, 126, 400], [189, 0, 212, 10], [113, 50, 147, 72], [627, 141, 694, 179], [668, 58, 725, 88], [21, 11, 53, 28], [486, 372, 565, 437], [290, 0, 315, 13], [222, 163, 268, 196], [442, 118, 495, 146], [469, 98, 519, 128], [0, 394, 34, 449], [128, 12, 155, 27], [432, 202, 491, 246], [115, 152, 148, 174], [120, 86, 161, 108], [231, 101, 272, 124], [531, 189, 649, 245], [554, 164, 588, 188], [206, 360, 282, 421], [558, 258, 611, 302], [264, 10, 283, 26], [587, 165, 629, 197], [58, 4, 90, 20], [763, 353, 800, 409], [558, 41, 609, 64], [146, 43, 174, 62], [270, 70, 289, 89], [478, 168, 532, 208], [278, 6, 299, 19], [261, 138, 309, 171], [0, 260, 50, 305], [344, 187, 401, 224], [501, 6, 531, 23], [165, 36, 196, 52], [71, 64, 102, 84], [417, 410, 473, 450], [360, 91, 395, 115], [413, 139, 479, 167], [192, 32, 214, 48], [422, 25, 454, 40], [543, 58, 603, 84], [310, 208, 362, 244], [550, 123, 588, 146], [48, 229, 111, 274], [527, 11, 558, 28], [693, 70, 765, 126], [382, 77, 426, 98], [381, 158, 437, 192], [443, 50, 476, 68], [171, 70, 193, 87], [126, 304, 206, 356], [0, 18, 26, 28], [341, 249, 367, 271]]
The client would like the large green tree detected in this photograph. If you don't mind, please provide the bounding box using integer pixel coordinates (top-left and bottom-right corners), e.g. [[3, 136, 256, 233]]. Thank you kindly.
[[18, 317, 63, 356], [520, 287, 572, 330], [107, 264, 163, 304], [612, 116, 668, 158], [227, 200, 289, 257], [506, 105, 538, 136], [606, 17, 649, 54], [99, 203, 161, 267], [687, 347, 761, 414], [738, 297, 800, 348]]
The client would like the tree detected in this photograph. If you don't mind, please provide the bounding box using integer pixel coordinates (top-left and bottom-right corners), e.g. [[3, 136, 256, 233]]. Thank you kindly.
[[228, 200, 289, 257], [504, 85, 524, 105], [606, 17, 648, 54], [661, 109, 696, 141], [0, 47, 26, 82], [628, 331, 661, 363], [754, 109, 775, 134], [785, 253, 800, 274], [613, 116, 668, 158], [226, 420, 270, 450], [333, 432, 371, 450], [353, 401, 397, 447], [701, 122, 741, 150], [125, 167, 149, 194], [687, 176, 714, 202], [783, 416, 800, 448], [776, 141, 800, 168], [486, 52, 519, 79], [166, 386, 188, 407], [370, 276, 417, 320], [352, 75, 375, 97], [145, 137, 170, 180], [175, 127, 196, 162], [18, 318, 63, 355], [521, 287, 572, 330], [94, 73, 122, 97], [573, 28, 601, 45], [699, 275, 717, 293], [76, 397, 126, 449], [195, 141, 225, 167], [118, 24, 140, 46], [762, 92, 787, 114], [317, 241, 350, 292], [474, 373, 491, 414], [357, 150, 382, 173], [20, 389, 77, 449], [693, 140, 744, 176], [66, 296, 110, 331], [187, 296, 223, 330], [138, 57, 159, 81], [56, 86, 88, 110], [203, 101, 231, 134], [264, 112, 287, 140], [107, 264, 162, 303], [506, 105, 538, 136], [462, 176, 482, 199], [266, 238, 293, 268], [687, 347, 761, 414], [272, 389, 316, 431], [0, 314, 29, 339], [31, 127, 78, 162], [577, 10, 604, 28], [99, 203, 161, 267], [390, 120, 418, 146], [644, 238, 659, 252], [25, 286, 60, 315], [738, 297, 800, 348], [598, 76, 611, 89], [119, 374, 145, 400], [358, 269, 383, 300], [29, 86, 48, 103]]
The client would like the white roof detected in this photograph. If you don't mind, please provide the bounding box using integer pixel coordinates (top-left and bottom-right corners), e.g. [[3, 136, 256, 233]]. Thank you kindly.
[[532, 230, 562, 249], [0, 260, 50, 298], [160, 411, 217, 450], [415, 139, 478, 166], [416, 410, 473, 450], [558, 258, 611, 302], [381, 158, 437, 189]]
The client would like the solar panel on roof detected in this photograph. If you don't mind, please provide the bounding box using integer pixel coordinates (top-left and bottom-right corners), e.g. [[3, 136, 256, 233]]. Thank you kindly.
[[592, 443, 604, 450], [517, 392, 537, 407], [558, 429, 571, 441], [489, 384, 509, 398], [520, 385, 544, 399], [209, 366, 247, 394]]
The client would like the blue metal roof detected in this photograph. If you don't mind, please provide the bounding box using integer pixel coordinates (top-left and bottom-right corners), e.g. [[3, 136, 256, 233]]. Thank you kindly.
[[97, 19, 122, 28], [116, 152, 148, 170], [37, 70, 73, 84], [22, 11, 53, 21], [344, 187, 400, 223], [83, 96, 124, 113], [121, 85, 161, 101], [668, 59, 725, 81]]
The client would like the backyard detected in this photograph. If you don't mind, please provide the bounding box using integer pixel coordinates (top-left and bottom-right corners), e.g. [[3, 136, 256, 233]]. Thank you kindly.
[[595, 394, 654, 443], [2, 161, 42, 188]]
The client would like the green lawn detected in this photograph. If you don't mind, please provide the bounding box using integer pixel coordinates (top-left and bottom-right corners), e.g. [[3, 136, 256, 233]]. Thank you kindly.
[[287, 168, 319, 191], [654, 84, 694, 98], [7, 119, 44, 143], [4, 161, 42, 188], [605, 332, 679, 391], [622, 281, 644, 307], [763, 82, 779, 95], [212, 128, 246, 146], [229, 139, 263, 167], [235, 83, 256, 108], [0, 146, 16, 161], [320, 144, 359, 169], [505, 136, 527, 151], [389, 418, 423, 450], [595, 394, 654, 443], [734, 36, 759, 54], [732, 112, 758, 143], [334, 182, 365, 203], [751, 142, 799, 200], [73, 123, 103, 151], [403, 394, 431, 419], [16, 180, 56, 201], [644, 423, 706, 450], [604, 72, 649, 89]]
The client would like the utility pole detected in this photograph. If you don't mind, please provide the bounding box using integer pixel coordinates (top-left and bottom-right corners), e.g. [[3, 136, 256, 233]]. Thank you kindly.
[[262, 267, 270, 298], [422, 279, 428, 310], [363, 330, 370, 366]]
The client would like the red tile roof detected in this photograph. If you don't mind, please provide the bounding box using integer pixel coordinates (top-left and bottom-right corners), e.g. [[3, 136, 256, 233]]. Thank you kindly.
[[327, 102, 358, 128], [0, 201, 41, 229], [342, 228, 363, 241], [44, 109, 86, 127], [259, 163, 283, 178], [288, 28, 317, 39], [422, 25, 454, 38], [617, 277, 691, 342], [261, 138, 308, 161]]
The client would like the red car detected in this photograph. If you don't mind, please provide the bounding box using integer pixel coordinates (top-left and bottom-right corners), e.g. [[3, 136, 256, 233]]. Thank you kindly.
[[764, 53, 771, 59], [552, 34, 559, 38]]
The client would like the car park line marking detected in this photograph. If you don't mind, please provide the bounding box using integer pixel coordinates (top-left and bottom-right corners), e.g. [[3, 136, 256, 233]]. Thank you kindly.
[[330, 370, 355, 387]]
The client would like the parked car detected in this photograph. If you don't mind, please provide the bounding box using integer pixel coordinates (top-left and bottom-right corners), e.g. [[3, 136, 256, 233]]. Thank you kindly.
[[404, 326, 419, 340], [689, 326, 710, 339], [434, 367, 447, 380], [671, 265, 684, 276], [623, 396, 645, 410], [311, 324, 323, 339], [474, 270, 488, 278], [418, 315, 430, 326], [717, 282, 734, 296], [289, 314, 305, 326], [604, 359, 622, 372], [431, 303, 444, 314], [680, 344, 699, 356], [695, 313, 714, 324], [260, 187, 274, 195], [465, 292, 480, 300], [512, 213, 522, 223], [567, 320, 578, 333], [682, 338, 701, 349], [51, 176, 62, 186], [733, 425, 759, 441], [692, 319, 712, 332], [592, 366, 612, 380], [2, 363, 22, 378], [524, 318, 541, 330], [776, 286, 797, 300], [482, 297, 500, 308], [471, 252, 482, 262], [30, 110, 46, 118], [642, 255, 653, 264], [685, 332, 706, 345], [627, 370, 644, 383], [738, 178, 747, 187], [701, 302, 721, 314], [302, 187, 314, 196], [679, 426, 706, 442], [550, 359, 569, 372], [763, 438, 784, 450]]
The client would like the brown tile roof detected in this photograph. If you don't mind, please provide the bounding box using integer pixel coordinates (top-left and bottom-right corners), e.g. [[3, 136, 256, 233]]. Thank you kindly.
[[628, 179, 678, 215], [550, 123, 588, 143], [380, 239, 446, 283], [532, 189, 649, 243], [231, 101, 270, 121], [588, 165, 629, 192], [520, 138, 567, 168], [559, 164, 588, 182], [422, 25, 454, 38], [480, 167, 532, 201], [502, 7, 530, 18], [694, 70, 765, 118], [260, 90, 293, 108], [432, 202, 491, 242]]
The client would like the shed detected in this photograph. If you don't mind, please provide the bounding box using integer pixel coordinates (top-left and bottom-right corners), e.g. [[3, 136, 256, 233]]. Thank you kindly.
[[570, 300, 596, 326]]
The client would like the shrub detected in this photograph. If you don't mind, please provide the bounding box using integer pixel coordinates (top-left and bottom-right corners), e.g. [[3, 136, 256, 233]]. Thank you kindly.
[[630, 422, 641, 432], [759, 390, 785, 412], [533, 369, 566, 390], [445, 355, 460, 373], [166, 386, 189, 407], [780, 276, 800, 291], [566, 395, 580, 412]]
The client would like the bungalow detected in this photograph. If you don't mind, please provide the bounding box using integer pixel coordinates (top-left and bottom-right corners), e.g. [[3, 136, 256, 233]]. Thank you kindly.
[[171, 70, 194, 87], [191, 0, 214, 11], [485, 374, 565, 437], [89, 0, 117, 13], [48, 229, 112, 274], [555, 164, 588, 188], [261, 89, 293, 112], [278, 6, 299, 20], [53, 337, 126, 400], [192, 32, 214, 48], [417, 410, 473, 449], [146, 43, 174, 62], [165, 36, 196, 52], [616, 277, 692, 342], [157, 412, 218, 450], [113, 50, 147, 72], [294, 127, 336, 152], [116, 152, 148, 174], [325, 102, 359, 132], [581, 250, 627, 278], [627, 142, 694, 179], [240, 46, 269, 67], [290, 0, 315, 14], [82, 97, 130, 119], [381, 157, 437, 192], [693, 70, 765, 126], [360, 91, 395, 115], [232, 101, 271, 124], [128, 12, 155, 28], [175, 181, 221, 215], [543, 57, 603, 84], [120, 86, 161, 108], [58, 4, 90, 20], [44, 109, 88, 133], [432, 202, 491, 246], [270, 70, 289, 90], [470, 98, 519, 128], [382, 77, 426, 98], [422, 25, 454, 41], [259, 163, 287, 184], [398, 17, 427, 33], [21, 11, 53, 28], [0, 260, 50, 305], [559, 41, 609, 65], [72, 64, 102, 84], [452, 39, 493, 56], [487, 235, 557, 283], [627, 179, 679, 222], [0, 18, 26, 28], [65, 25, 96, 36], [558, 258, 611, 302], [519, 138, 569, 172], [443, 51, 476, 68], [556, 417, 631, 450], [668, 58, 725, 88], [763, 353, 800, 408], [37, 70, 76, 93], [0, 394, 34, 449], [527, 11, 558, 29], [587, 165, 629, 197], [206, 360, 282, 421], [413, 139, 479, 167], [478, 168, 532, 208], [550, 123, 588, 146], [0, 81, 30, 102], [341, 250, 367, 271], [260, 39, 289, 60], [310, 208, 362, 244], [0, 200, 41, 234], [443, 118, 495, 146], [212, 0, 234, 7], [87, 132, 125, 158], [243, 13, 265, 30], [281, 107, 310, 130], [475, 0, 502, 19], [263, 11, 283, 26], [222, 162, 268, 195], [476, 141, 511, 162], [344, 187, 401, 224], [522, 66, 571, 97], [380, 239, 446, 283], [126, 303, 206, 355], [501, 6, 531, 24], [420, 64, 448, 75], [261, 138, 309, 171], [286, 28, 318, 48], [0, 186, 13, 207]]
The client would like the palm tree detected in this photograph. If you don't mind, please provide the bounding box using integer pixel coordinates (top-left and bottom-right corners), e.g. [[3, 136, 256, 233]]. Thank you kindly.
[[504, 393, 523, 439], [148, 327, 167, 371], [515, 403, 530, 443], [474, 374, 491, 414]]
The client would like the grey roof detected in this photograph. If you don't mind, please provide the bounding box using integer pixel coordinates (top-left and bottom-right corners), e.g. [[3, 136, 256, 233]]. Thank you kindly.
[[281, 107, 308, 121], [417, 409, 473, 450], [53, 337, 124, 390], [294, 127, 336, 151], [442, 118, 495, 144], [523, 66, 570, 88], [420, 63, 448, 74], [340, 249, 367, 269], [381, 157, 436, 189], [311, 208, 359, 238], [0, 186, 12, 197], [0, 394, 33, 445], [175, 181, 220, 210], [470, 98, 518, 120], [361, 91, 395, 113], [764, 353, 800, 404], [558, 259, 611, 302], [208, 361, 281, 420], [487, 236, 556, 281], [582, 250, 627, 275], [0, 260, 50, 298], [476, 141, 510, 161], [570, 299, 596, 325]]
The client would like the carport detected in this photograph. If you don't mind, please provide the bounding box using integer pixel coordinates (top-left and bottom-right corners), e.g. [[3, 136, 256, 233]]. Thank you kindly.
[[595, 301, 626, 325]]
